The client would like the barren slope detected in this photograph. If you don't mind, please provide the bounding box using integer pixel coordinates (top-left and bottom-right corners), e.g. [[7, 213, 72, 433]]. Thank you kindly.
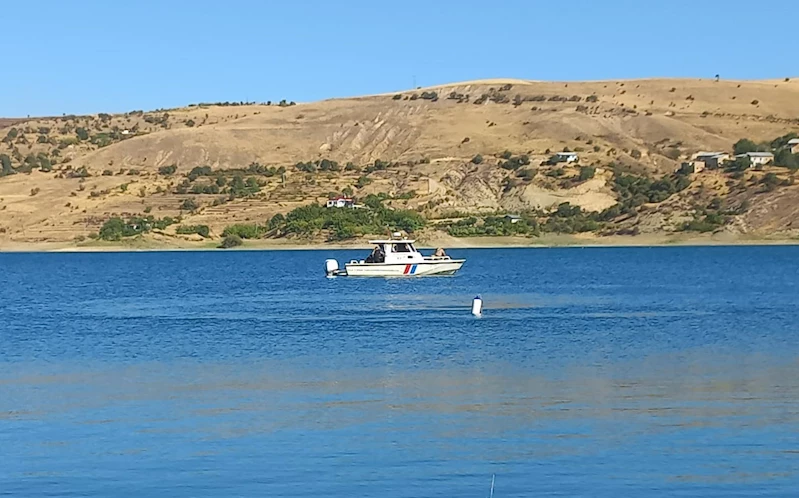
[[1, 77, 798, 247]]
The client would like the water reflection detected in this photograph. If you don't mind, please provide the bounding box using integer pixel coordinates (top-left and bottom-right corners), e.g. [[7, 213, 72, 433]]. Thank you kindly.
[[3, 352, 799, 493]]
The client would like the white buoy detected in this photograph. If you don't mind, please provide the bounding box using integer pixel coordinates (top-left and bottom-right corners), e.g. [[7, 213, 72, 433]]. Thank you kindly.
[[471, 295, 483, 317]]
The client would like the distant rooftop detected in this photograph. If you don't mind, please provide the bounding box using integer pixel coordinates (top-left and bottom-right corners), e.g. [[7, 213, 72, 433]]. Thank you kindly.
[[737, 152, 774, 157]]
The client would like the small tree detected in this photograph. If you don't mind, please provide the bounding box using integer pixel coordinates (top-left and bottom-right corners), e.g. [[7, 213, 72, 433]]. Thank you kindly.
[[579, 166, 596, 181], [75, 127, 89, 141], [471, 154, 483, 164], [219, 235, 243, 249], [0, 154, 13, 176], [733, 138, 759, 155], [775, 149, 798, 170], [180, 198, 199, 212], [158, 164, 177, 175]]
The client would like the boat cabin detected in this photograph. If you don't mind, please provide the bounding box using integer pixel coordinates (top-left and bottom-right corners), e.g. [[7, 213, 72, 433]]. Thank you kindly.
[[365, 239, 425, 264]]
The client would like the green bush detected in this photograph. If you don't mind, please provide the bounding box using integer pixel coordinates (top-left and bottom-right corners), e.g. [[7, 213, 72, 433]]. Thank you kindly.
[[269, 202, 425, 240], [158, 164, 177, 175], [733, 138, 762, 155], [222, 223, 267, 239], [219, 235, 243, 248], [500, 154, 530, 170], [0, 154, 13, 176], [180, 198, 199, 211], [471, 154, 483, 164], [775, 149, 798, 170], [446, 216, 537, 237], [579, 166, 596, 181], [188, 165, 214, 180], [176, 225, 210, 238], [98, 215, 176, 240], [681, 214, 726, 232]]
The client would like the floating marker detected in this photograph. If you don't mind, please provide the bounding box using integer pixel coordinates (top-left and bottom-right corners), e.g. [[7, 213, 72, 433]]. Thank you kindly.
[[472, 295, 483, 317]]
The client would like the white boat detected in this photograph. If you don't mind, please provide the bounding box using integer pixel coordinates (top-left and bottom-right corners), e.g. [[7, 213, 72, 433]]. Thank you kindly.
[[325, 236, 465, 277]]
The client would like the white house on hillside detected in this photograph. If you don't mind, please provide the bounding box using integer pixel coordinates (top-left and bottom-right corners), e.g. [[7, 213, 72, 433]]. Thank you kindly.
[[789, 138, 799, 154], [735, 152, 774, 167], [555, 152, 579, 163], [326, 196, 355, 208]]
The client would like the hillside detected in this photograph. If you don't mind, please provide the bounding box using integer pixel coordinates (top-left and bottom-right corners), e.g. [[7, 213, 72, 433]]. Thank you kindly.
[[1, 77, 799, 250]]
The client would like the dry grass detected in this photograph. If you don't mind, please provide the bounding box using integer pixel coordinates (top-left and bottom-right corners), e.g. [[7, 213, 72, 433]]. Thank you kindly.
[[1, 77, 799, 247]]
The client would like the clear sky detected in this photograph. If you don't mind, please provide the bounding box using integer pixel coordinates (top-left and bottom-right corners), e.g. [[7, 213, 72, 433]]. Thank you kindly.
[[2, 0, 793, 117]]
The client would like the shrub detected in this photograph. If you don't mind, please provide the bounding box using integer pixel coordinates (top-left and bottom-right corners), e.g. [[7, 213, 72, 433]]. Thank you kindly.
[[188, 165, 213, 180], [222, 223, 267, 239], [176, 225, 210, 238], [68, 166, 91, 178], [180, 198, 199, 211], [630, 149, 642, 159], [774, 149, 798, 170], [30, 187, 40, 196], [98, 215, 176, 240], [75, 127, 89, 141], [471, 154, 483, 164], [158, 164, 177, 175], [392, 94, 402, 100], [0, 154, 13, 176], [761, 172, 780, 192], [219, 235, 243, 249], [733, 138, 760, 155], [579, 166, 596, 181]]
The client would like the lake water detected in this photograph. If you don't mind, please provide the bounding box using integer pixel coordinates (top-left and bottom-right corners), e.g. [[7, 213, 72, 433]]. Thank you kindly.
[[1, 246, 799, 497]]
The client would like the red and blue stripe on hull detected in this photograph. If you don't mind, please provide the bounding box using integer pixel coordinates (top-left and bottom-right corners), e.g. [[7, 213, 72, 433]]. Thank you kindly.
[[403, 264, 418, 275]]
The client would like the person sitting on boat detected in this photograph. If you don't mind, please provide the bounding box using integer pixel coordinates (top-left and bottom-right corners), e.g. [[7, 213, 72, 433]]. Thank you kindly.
[[434, 247, 447, 257]]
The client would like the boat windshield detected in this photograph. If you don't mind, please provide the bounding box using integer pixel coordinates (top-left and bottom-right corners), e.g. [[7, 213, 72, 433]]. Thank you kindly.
[[392, 243, 413, 253]]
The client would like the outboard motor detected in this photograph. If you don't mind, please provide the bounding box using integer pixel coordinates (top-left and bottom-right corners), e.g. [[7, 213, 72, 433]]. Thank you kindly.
[[325, 259, 340, 277]]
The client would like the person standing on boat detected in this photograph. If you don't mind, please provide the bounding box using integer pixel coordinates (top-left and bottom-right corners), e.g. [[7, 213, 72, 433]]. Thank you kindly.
[[366, 245, 385, 263]]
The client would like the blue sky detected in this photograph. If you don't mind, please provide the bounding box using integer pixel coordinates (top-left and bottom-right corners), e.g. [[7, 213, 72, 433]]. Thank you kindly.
[[2, 0, 793, 116]]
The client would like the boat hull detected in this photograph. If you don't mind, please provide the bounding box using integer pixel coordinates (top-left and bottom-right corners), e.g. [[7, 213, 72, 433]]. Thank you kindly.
[[344, 259, 464, 277]]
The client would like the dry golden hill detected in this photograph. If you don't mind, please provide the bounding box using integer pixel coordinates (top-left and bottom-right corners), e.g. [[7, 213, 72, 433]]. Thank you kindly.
[[1, 77, 799, 249]]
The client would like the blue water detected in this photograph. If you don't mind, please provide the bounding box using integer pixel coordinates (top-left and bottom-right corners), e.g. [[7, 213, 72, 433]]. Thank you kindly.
[[2, 246, 799, 497]]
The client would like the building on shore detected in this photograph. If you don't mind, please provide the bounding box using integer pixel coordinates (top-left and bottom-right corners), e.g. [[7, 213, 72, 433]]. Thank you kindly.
[[693, 152, 729, 169], [735, 152, 774, 167], [326, 196, 355, 208]]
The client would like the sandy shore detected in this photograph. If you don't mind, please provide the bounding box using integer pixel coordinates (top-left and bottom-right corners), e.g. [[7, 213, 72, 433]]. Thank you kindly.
[[1, 231, 798, 253]]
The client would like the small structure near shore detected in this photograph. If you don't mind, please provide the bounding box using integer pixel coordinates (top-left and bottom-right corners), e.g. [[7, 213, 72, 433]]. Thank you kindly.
[[326, 196, 355, 208]]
